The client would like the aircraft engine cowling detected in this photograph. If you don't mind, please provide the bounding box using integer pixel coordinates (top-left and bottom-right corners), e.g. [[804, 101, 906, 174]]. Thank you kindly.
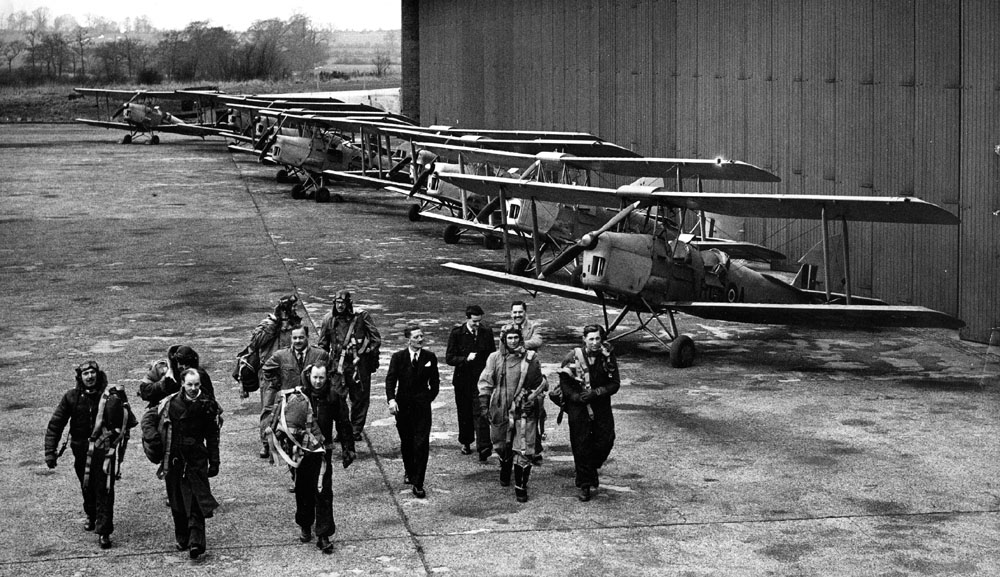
[[581, 233, 708, 305], [508, 198, 559, 235], [580, 232, 655, 297]]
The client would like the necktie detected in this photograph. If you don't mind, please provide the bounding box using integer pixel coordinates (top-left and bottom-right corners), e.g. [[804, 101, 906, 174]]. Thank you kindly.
[[297, 351, 304, 366], [412, 352, 418, 366]]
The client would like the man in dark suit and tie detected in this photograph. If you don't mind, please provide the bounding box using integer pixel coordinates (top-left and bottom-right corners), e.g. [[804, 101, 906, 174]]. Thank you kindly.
[[385, 325, 439, 498]]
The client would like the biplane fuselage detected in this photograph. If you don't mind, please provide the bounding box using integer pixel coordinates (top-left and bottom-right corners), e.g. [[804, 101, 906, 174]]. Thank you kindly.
[[580, 232, 809, 308], [120, 102, 175, 131], [270, 133, 369, 173]]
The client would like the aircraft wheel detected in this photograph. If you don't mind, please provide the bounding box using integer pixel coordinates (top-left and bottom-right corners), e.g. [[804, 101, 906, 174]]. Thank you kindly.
[[122, 135, 132, 144], [291, 184, 306, 200], [330, 193, 345, 203], [407, 204, 422, 222], [276, 169, 290, 183], [726, 283, 741, 303], [150, 135, 160, 145], [315, 187, 331, 203], [511, 257, 530, 276], [669, 335, 696, 368], [443, 224, 461, 244], [483, 235, 503, 250]]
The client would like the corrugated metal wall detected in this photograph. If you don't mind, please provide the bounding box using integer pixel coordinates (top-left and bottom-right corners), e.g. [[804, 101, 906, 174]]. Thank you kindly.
[[414, 0, 999, 343]]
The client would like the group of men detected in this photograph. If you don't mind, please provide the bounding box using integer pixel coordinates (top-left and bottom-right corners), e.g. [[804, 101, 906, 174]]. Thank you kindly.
[[44, 291, 621, 558], [393, 300, 621, 504], [44, 346, 222, 558]]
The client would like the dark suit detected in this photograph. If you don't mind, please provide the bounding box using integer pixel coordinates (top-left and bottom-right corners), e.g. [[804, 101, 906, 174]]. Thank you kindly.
[[445, 323, 495, 456], [260, 345, 329, 441], [385, 348, 440, 489]]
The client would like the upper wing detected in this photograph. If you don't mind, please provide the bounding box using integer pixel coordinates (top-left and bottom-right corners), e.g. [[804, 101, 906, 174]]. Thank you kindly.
[[436, 174, 960, 225], [561, 157, 780, 182], [442, 263, 965, 330], [74, 88, 176, 100], [414, 142, 574, 171]]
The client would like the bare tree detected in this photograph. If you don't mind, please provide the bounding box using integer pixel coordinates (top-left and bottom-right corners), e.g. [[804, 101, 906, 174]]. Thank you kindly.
[[1, 39, 26, 72], [30, 7, 49, 31], [53, 14, 78, 33], [40, 31, 70, 77], [372, 30, 397, 77], [71, 27, 90, 77]]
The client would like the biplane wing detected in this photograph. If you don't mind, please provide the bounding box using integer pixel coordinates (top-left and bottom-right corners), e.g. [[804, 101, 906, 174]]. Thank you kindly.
[[73, 118, 248, 140], [443, 262, 605, 306], [561, 157, 781, 182], [442, 263, 965, 330], [411, 142, 576, 172], [74, 88, 181, 100], [435, 174, 961, 225]]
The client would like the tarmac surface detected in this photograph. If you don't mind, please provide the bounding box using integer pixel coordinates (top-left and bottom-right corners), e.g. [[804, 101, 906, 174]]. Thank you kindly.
[[1, 125, 998, 576]]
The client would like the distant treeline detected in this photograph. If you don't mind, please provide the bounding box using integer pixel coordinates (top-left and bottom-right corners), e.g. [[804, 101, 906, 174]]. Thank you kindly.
[[0, 9, 399, 86]]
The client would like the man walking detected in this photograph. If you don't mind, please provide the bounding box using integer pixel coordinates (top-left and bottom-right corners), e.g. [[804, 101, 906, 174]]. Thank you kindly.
[[45, 361, 137, 549], [557, 325, 620, 502], [162, 369, 222, 559], [318, 290, 381, 441], [478, 328, 546, 502], [246, 294, 301, 458], [261, 326, 328, 491], [500, 301, 545, 462], [385, 326, 439, 498], [445, 305, 495, 461]]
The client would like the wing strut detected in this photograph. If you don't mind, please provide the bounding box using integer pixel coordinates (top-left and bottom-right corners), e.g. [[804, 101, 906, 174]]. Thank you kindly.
[[842, 215, 853, 305]]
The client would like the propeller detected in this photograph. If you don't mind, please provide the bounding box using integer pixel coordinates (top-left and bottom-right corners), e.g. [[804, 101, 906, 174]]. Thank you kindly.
[[538, 200, 647, 278], [111, 104, 127, 120], [408, 149, 439, 196], [257, 116, 286, 161]]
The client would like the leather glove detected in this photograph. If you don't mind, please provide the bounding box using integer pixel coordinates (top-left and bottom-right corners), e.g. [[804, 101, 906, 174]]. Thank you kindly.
[[579, 389, 596, 402], [45, 456, 57, 469], [342, 450, 356, 469], [208, 463, 219, 478]]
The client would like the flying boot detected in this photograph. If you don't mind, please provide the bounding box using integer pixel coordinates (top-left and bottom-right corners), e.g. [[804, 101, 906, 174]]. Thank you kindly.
[[514, 464, 531, 503]]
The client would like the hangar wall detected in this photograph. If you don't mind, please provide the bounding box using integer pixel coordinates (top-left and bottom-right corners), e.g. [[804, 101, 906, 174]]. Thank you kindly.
[[410, 0, 999, 344]]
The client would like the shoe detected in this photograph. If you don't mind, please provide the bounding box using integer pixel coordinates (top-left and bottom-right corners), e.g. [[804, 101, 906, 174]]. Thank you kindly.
[[299, 527, 312, 543], [460, 444, 472, 455], [259, 445, 270, 459], [577, 486, 592, 502], [478, 451, 489, 463], [412, 485, 426, 498], [189, 544, 205, 559], [175, 542, 190, 551], [98, 534, 111, 549], [403, 474, 412, 485], [84, 518, 95, 531], [316, 536, 334, 554], [353, 432, 363, 442]]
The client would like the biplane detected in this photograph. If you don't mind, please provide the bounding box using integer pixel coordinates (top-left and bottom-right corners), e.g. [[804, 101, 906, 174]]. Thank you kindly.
[[225, 111, 415, 203], [74, 88, 249, 145], [405, 143, 784, 268], [437, 172, 965, 367], [316, 120, 643, 225]]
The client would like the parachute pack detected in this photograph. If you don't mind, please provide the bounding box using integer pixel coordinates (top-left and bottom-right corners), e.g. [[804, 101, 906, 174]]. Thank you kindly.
[[267, 387, 325, 468]]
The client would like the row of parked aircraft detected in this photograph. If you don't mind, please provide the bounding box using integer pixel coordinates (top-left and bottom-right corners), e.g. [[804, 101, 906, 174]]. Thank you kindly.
[[74, 87, 965, 367]]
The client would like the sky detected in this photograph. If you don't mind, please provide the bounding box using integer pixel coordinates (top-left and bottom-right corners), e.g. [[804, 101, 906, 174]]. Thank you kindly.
[[0, 0, 401, 31]]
